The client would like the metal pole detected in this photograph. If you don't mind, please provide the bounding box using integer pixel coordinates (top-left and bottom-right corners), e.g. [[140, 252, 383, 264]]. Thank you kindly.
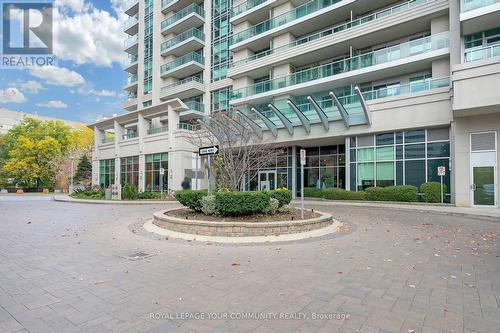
[[195, 153, 199, 190], [301, 163, 304, 219], [440, 175, 444, 204], [207, 155, 211, 196], [160, 172, 163, 199]]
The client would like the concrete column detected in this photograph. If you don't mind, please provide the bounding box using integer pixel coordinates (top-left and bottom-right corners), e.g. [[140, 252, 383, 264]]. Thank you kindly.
[[138, 154, 146, 192], [167, 104, 179, 150], [93, 126, 103, 151], [91, 154, 99, 187], [449, 0, 461, 68], [345, 137, 350, 191], [137, 113, 148, 153], [114, 157, 121, 186]]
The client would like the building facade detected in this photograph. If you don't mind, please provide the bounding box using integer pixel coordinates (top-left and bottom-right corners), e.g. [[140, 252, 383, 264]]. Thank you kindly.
[[90, 0, 500, 208]]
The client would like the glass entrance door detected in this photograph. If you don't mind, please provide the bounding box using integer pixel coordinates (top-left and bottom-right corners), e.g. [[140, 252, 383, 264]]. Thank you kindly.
[[259, 171, 276, 191], [473, 166, 496, 206]]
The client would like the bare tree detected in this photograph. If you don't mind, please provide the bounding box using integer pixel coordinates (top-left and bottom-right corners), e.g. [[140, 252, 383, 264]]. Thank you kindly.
[[184, 111, 281, 191]]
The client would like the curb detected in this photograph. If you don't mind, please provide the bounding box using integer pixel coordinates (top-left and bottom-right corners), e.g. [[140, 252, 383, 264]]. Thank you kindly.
[[53, 195, 179, 205]]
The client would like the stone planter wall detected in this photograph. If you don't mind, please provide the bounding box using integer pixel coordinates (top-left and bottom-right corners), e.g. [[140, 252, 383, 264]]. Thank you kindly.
[[152, 208, 334, 237]]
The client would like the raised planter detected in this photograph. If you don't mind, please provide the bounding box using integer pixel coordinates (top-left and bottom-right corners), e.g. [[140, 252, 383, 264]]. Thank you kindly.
[[153, 208, 334, 237]]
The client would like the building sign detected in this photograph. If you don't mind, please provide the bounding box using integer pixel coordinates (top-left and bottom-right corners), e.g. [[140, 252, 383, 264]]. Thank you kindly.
[[199, 145, 219, 156]]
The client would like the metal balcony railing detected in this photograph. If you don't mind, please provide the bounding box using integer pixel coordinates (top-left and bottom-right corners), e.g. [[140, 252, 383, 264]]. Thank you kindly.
[[161, 76, 204, 92], [184, 100, 204, 112], [124, 35, 138, 49], [147, 126, 168, 135], [126, 74, 138, 86], [231, 0, 269, 17], [231, 0, 431, 67], [161, 27, 205, 52], [460, 0, 500, 12], [101, 137, 114, 144], [122, 132, 138, 140], [161, 4, 205, 31], [160, 52, 204, 75], [124, 54, 138, 67], [464, 43, 500, 62], [123, 15, 138, 31], [231, 32, 449, 99], [178, 123, 201, 131]]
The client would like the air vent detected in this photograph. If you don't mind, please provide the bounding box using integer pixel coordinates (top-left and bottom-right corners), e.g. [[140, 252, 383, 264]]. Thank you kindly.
[[471, 132, 496, 152]]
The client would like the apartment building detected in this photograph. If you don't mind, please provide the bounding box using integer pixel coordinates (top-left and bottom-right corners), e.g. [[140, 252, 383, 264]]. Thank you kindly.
[[89, 0, 500, 208]]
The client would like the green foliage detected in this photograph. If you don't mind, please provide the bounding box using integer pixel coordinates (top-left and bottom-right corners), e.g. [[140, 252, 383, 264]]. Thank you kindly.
[[365, 185, 418, 202], [201, 195, 216, 215], [122, 183, 138, 200], [214, 191, 270, 216], [71, 189, 104, 199], [136, 191, 162, 200], [304, 187, 323, 198], [323, 188, 365, 200], [268, 189, 292, 208], [420, 182, 447, 203], [74, 155, 92, 185], [263, 197, 280, 215], [175, 189, 208, 212]]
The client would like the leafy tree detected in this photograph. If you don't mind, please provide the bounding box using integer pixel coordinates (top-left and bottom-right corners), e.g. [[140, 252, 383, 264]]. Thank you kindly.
[[74, 155, 92, 186]]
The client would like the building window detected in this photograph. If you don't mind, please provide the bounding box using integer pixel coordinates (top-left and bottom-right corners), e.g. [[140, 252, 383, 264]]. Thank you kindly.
[[349, 127, 451, 201], [120, 156, 139, 187], [211, 87, 232, 113], [99, 159, 115, 188], [297, 145, 346, 192], [145, 153, 168, 192]]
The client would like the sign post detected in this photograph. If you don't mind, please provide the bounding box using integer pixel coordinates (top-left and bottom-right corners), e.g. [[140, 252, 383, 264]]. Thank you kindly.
[[300, 149, 306, 219], [159, 168, 165, 199], [437, 166, 446, 204], [199, 145, 219, 196]]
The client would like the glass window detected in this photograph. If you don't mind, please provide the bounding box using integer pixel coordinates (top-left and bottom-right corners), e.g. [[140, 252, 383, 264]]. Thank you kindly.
[[357, 135, 374, 147], [405, 160, 426, 187], [376, 147, 394, 161], [427, 142, 450, 158], [320, 155, 337, 167], [427, 159, 451, 198], [396, 145, 404, 160], [404, 130, 425, 143], [405, 144, 425, 159], [376, 133, 394, 146], [427, 128, 449, 141], [376, 162, 395, 187], [357, 148, 374, 162], [357, 163, 374, 190], [396, 161, 404, 185], [145, 153, 168, 191], [99, 159, 115, 188]]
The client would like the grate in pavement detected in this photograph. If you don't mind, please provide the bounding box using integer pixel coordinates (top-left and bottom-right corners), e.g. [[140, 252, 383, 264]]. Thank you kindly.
[[119, 251, 155, 261]]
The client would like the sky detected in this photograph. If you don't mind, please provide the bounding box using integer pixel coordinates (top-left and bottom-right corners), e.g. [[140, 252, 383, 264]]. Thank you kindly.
[[0, 0, 128, 124]]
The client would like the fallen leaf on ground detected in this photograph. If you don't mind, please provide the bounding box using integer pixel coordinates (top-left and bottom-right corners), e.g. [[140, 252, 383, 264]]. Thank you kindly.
[[337, 224, 350, 232], [408, 284, 416, 288], [232, 262, 240, 266], [95, 280, 112, 286]]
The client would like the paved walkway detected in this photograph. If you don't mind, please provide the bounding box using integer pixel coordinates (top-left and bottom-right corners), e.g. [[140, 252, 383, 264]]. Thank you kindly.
[[0, 200, 498, 332]]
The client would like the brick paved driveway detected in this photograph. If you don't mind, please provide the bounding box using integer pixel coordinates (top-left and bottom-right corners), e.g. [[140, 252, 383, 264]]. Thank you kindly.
[[0, 198, 498, 333]]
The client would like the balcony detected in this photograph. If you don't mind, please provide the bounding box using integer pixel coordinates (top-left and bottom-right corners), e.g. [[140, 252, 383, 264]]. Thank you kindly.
[[124, 74, 138, 91], [123, 54, 138, 73], [162, 0, 203, 13], [147, 125, 168, 135], [101, 137, 114, 145], [160, 76, 205, 100], [160, 27, 204, 57], [161, 4, 205, 35], [231, 0, 284, 25], [178, 123, 201, 131], [124, 35, 138, 54], [465, 43, 500, 62], [125, 0, 139, 16], [123, 95, 138, 111], [461, 0, 500, 12], [160, 52, 205, 78], [122, 132, 138, 140], [231, 32, 450, 104], [230, 0, 439, 74], [123, 15, 139, 35]]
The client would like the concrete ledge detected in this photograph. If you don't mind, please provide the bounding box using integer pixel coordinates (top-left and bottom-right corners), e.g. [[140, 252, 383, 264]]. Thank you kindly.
[[153, 208, 334, 237], [54, 195, 178, 205]]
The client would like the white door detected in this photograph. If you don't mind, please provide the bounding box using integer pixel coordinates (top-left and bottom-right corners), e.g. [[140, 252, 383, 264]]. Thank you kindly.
[[470, 132, 497, 207], [259, 171, 277, 191]]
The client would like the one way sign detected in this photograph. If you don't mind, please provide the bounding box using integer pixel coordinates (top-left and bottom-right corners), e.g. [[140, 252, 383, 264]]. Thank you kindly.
[[199, 145, 219, 156]]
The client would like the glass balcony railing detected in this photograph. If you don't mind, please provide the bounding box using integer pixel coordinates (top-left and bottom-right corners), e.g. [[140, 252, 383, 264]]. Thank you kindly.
[[161, 4, 205, 31], [161, 76, 204, 92], [125, 0, 138, 11], [125, 74, 138, 86], [231, 32, 449, 100], [160, 52, 204, 75], [231, 0, 346, 45], [178, 123, 201, 131], [124, 35, 138, 48], [122, 132, 138, 140], [185, 100, 205, 112], [460, 0, 500, 12], [162, 0, 176, 9], [123, 15, 138, 31], [101, 137, 114, 144], [231, 0, 269, 17], [464, 43, 500, 62], [147, 126, 168, 135], [124, 54, 138, 67], [161, 27, 205, 52], [231, 0, 430, 67]]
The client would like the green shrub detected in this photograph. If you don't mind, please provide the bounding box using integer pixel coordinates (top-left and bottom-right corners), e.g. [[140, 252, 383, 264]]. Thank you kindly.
[[122, 183, 138, 200], [304, 187, 323, 198], [323, 188, 365, 200], [71, 189, 104, 200], [214, 191, 270, 216], [365, 185, 418, 202], [175, 189, 208, 211], [269, 189, 292, 208], [201, 195, 216, 215], [136, 191, 162, 200], [263, 198, 280, 215], [420, 182, 447, 203]]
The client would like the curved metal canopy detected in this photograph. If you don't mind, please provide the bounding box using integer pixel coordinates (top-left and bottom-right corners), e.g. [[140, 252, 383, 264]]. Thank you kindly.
[[268, 103, 293, 136], [306, 96, 329, 130], [251, 107, 277, 137], [286, 99, 311, 134]]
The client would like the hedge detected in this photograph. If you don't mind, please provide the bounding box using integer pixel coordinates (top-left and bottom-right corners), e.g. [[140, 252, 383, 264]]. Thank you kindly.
[[364, 185, 418, 202], [268, 189, 292, 208], [174, 189, 208, 212], [323, 188, 365, 201], [122, 183, 138, 200], [215, 191, 270, 216], [304, 188, 323, 198], [420, 182, 447, 203]]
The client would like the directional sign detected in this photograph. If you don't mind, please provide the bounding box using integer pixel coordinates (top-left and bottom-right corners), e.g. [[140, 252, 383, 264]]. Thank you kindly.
[[437, 166, 446, 176], [300, 149, 306, 165], [199, 145, 219, 156]]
